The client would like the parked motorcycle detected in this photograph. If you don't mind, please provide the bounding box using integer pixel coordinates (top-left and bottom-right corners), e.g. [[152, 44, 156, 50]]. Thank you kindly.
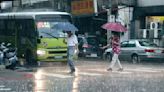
[[0, 42, 18, 70]]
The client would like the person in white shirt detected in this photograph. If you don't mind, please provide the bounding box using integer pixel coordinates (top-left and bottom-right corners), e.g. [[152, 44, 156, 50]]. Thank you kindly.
[[66, 31, 78, 74]]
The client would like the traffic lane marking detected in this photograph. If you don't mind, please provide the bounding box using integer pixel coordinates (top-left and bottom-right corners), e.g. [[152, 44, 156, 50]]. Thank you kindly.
[[78, 72, 103, 76], [112, 71, 132, 74], [40, 72, 103, 78], [0, 85, 12, 91], [0, 85, 5, 88], [37, 72, 73, 79], [33, 68, 164, 79], [0, 88, 12, 91], [126, 68, 160, 73]]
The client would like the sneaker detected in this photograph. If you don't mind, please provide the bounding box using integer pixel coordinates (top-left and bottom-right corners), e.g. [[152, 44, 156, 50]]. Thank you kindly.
[[69, 69, 75, 74], [107, 68, 112, 71], [117, 68, 123, 71]]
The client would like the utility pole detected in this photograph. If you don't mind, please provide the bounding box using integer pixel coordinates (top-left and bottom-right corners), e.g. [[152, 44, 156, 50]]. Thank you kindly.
[[106, 9, 112, 42], [93, 0, 98, 16], [106, 0, 117, 43], [67, 0, 71, 13]]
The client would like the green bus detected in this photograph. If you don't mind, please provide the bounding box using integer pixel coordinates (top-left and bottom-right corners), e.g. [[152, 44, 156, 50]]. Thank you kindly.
[[0, 10, 72, 66]]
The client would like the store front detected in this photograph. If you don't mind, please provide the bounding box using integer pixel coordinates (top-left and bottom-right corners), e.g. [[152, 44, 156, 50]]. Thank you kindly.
[[132, 6, 164, 47], [71, 0, 108, 45]]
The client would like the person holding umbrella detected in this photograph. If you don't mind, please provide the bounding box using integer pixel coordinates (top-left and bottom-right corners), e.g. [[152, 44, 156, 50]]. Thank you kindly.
[[53, 22, 79, 74], [101, 32, 123, 71], [101, 22, 127, 71], [66, 31, 78, 74]]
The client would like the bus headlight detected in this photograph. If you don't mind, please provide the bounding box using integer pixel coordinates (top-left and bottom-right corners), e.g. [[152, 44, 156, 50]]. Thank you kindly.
[[37, 50, 46, 56]]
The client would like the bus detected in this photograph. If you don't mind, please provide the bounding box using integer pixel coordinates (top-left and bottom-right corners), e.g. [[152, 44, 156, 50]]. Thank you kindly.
[[0, 10, 72, 66]]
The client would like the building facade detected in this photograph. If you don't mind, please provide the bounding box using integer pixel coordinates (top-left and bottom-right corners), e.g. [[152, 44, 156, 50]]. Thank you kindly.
[[132, 0, 164, 47], [0, 0, 70, 12], [1, 0, 163, 46], [71, 0, 135, 44]]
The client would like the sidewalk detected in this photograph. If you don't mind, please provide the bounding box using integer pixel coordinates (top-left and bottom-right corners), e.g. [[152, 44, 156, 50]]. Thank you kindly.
[[0, 65, 34, 80]]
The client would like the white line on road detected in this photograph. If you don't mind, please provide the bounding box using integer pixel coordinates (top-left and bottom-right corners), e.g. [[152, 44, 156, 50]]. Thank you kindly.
[[42, 73, 73, 78], [87, 69, 107, 72], [126, 69, 159, 73], [113, 71, 132, 74], [0, 85, 12, 91], [79, 72, 102, 76], [0, 88, 11, 91], [0, 85, 5, 88]]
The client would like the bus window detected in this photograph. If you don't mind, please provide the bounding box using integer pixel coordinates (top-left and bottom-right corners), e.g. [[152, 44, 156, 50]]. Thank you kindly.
[[0, 20, 5, 35], [0, 19, 16, 36], [36, 15, 71, 38], [16, 19, 36, 45], [36, 21, 68, 38], [7, 20, 16, 36]]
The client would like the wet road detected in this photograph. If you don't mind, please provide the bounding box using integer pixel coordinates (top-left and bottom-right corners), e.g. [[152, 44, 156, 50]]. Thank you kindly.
[[0, 58, 164, 92]]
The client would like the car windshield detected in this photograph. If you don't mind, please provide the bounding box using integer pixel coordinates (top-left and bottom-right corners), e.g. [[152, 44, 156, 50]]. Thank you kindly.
[[139, 41, 158, 47]]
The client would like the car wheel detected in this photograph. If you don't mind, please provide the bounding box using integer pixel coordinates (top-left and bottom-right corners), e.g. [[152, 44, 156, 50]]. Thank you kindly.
[[106, 53, 112, 62], [131, 54, 140, 64], [81, 52, 86, 57]]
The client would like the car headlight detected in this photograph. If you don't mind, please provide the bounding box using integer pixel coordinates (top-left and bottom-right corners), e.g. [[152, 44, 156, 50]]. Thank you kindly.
[[37, 50, 46, 56]]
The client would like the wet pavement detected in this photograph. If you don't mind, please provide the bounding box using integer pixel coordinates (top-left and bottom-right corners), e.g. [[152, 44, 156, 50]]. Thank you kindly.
[[0, 58, 164, 92]]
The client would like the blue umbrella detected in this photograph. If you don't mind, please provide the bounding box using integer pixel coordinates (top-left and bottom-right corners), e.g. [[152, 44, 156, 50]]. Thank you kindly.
[[53, 22, 78, 32]]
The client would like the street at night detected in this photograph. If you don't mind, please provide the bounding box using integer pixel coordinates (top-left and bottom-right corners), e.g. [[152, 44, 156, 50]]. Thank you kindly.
[[0, 58, 164, 92]]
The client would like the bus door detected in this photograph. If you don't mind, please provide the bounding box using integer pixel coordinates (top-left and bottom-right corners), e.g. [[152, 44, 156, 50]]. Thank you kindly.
[[16, 19, 37, 65]]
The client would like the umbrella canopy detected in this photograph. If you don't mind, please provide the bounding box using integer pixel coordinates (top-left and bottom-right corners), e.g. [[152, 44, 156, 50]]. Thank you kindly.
[[101, 22, 127, 32], [53, 22, 78, 32]]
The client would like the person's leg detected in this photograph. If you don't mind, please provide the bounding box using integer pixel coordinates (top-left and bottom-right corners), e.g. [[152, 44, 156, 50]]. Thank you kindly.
[[0, 54, 4, 65], [116, 56, 123, 71], [67, 46, 75, 73], [110, 53, 117, 68], [107, 53, 117, 71], [117, 58, 123, 69]]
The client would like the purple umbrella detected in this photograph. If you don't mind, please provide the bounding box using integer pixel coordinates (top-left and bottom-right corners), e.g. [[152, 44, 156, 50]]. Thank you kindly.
[[101, 22, 127, 32]]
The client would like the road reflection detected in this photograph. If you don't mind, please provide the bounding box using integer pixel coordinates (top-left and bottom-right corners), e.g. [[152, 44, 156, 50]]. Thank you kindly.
[[72, 68, 80, 92], [33, 67, 81, 92], [34, 69, 47, 92]]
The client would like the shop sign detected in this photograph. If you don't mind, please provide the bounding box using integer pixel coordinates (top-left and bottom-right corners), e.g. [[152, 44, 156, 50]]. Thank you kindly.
[[71, 0, 94, 15]]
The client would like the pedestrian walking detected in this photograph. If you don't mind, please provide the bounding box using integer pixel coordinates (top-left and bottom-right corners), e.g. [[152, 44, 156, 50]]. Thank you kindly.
[[101, 22, 127, 71], [66, 31, 79, 74], [101, 32, 123, 71]]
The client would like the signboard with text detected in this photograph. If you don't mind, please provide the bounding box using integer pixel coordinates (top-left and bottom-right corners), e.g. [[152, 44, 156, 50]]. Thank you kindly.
[[71, 0, 94, 16]]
